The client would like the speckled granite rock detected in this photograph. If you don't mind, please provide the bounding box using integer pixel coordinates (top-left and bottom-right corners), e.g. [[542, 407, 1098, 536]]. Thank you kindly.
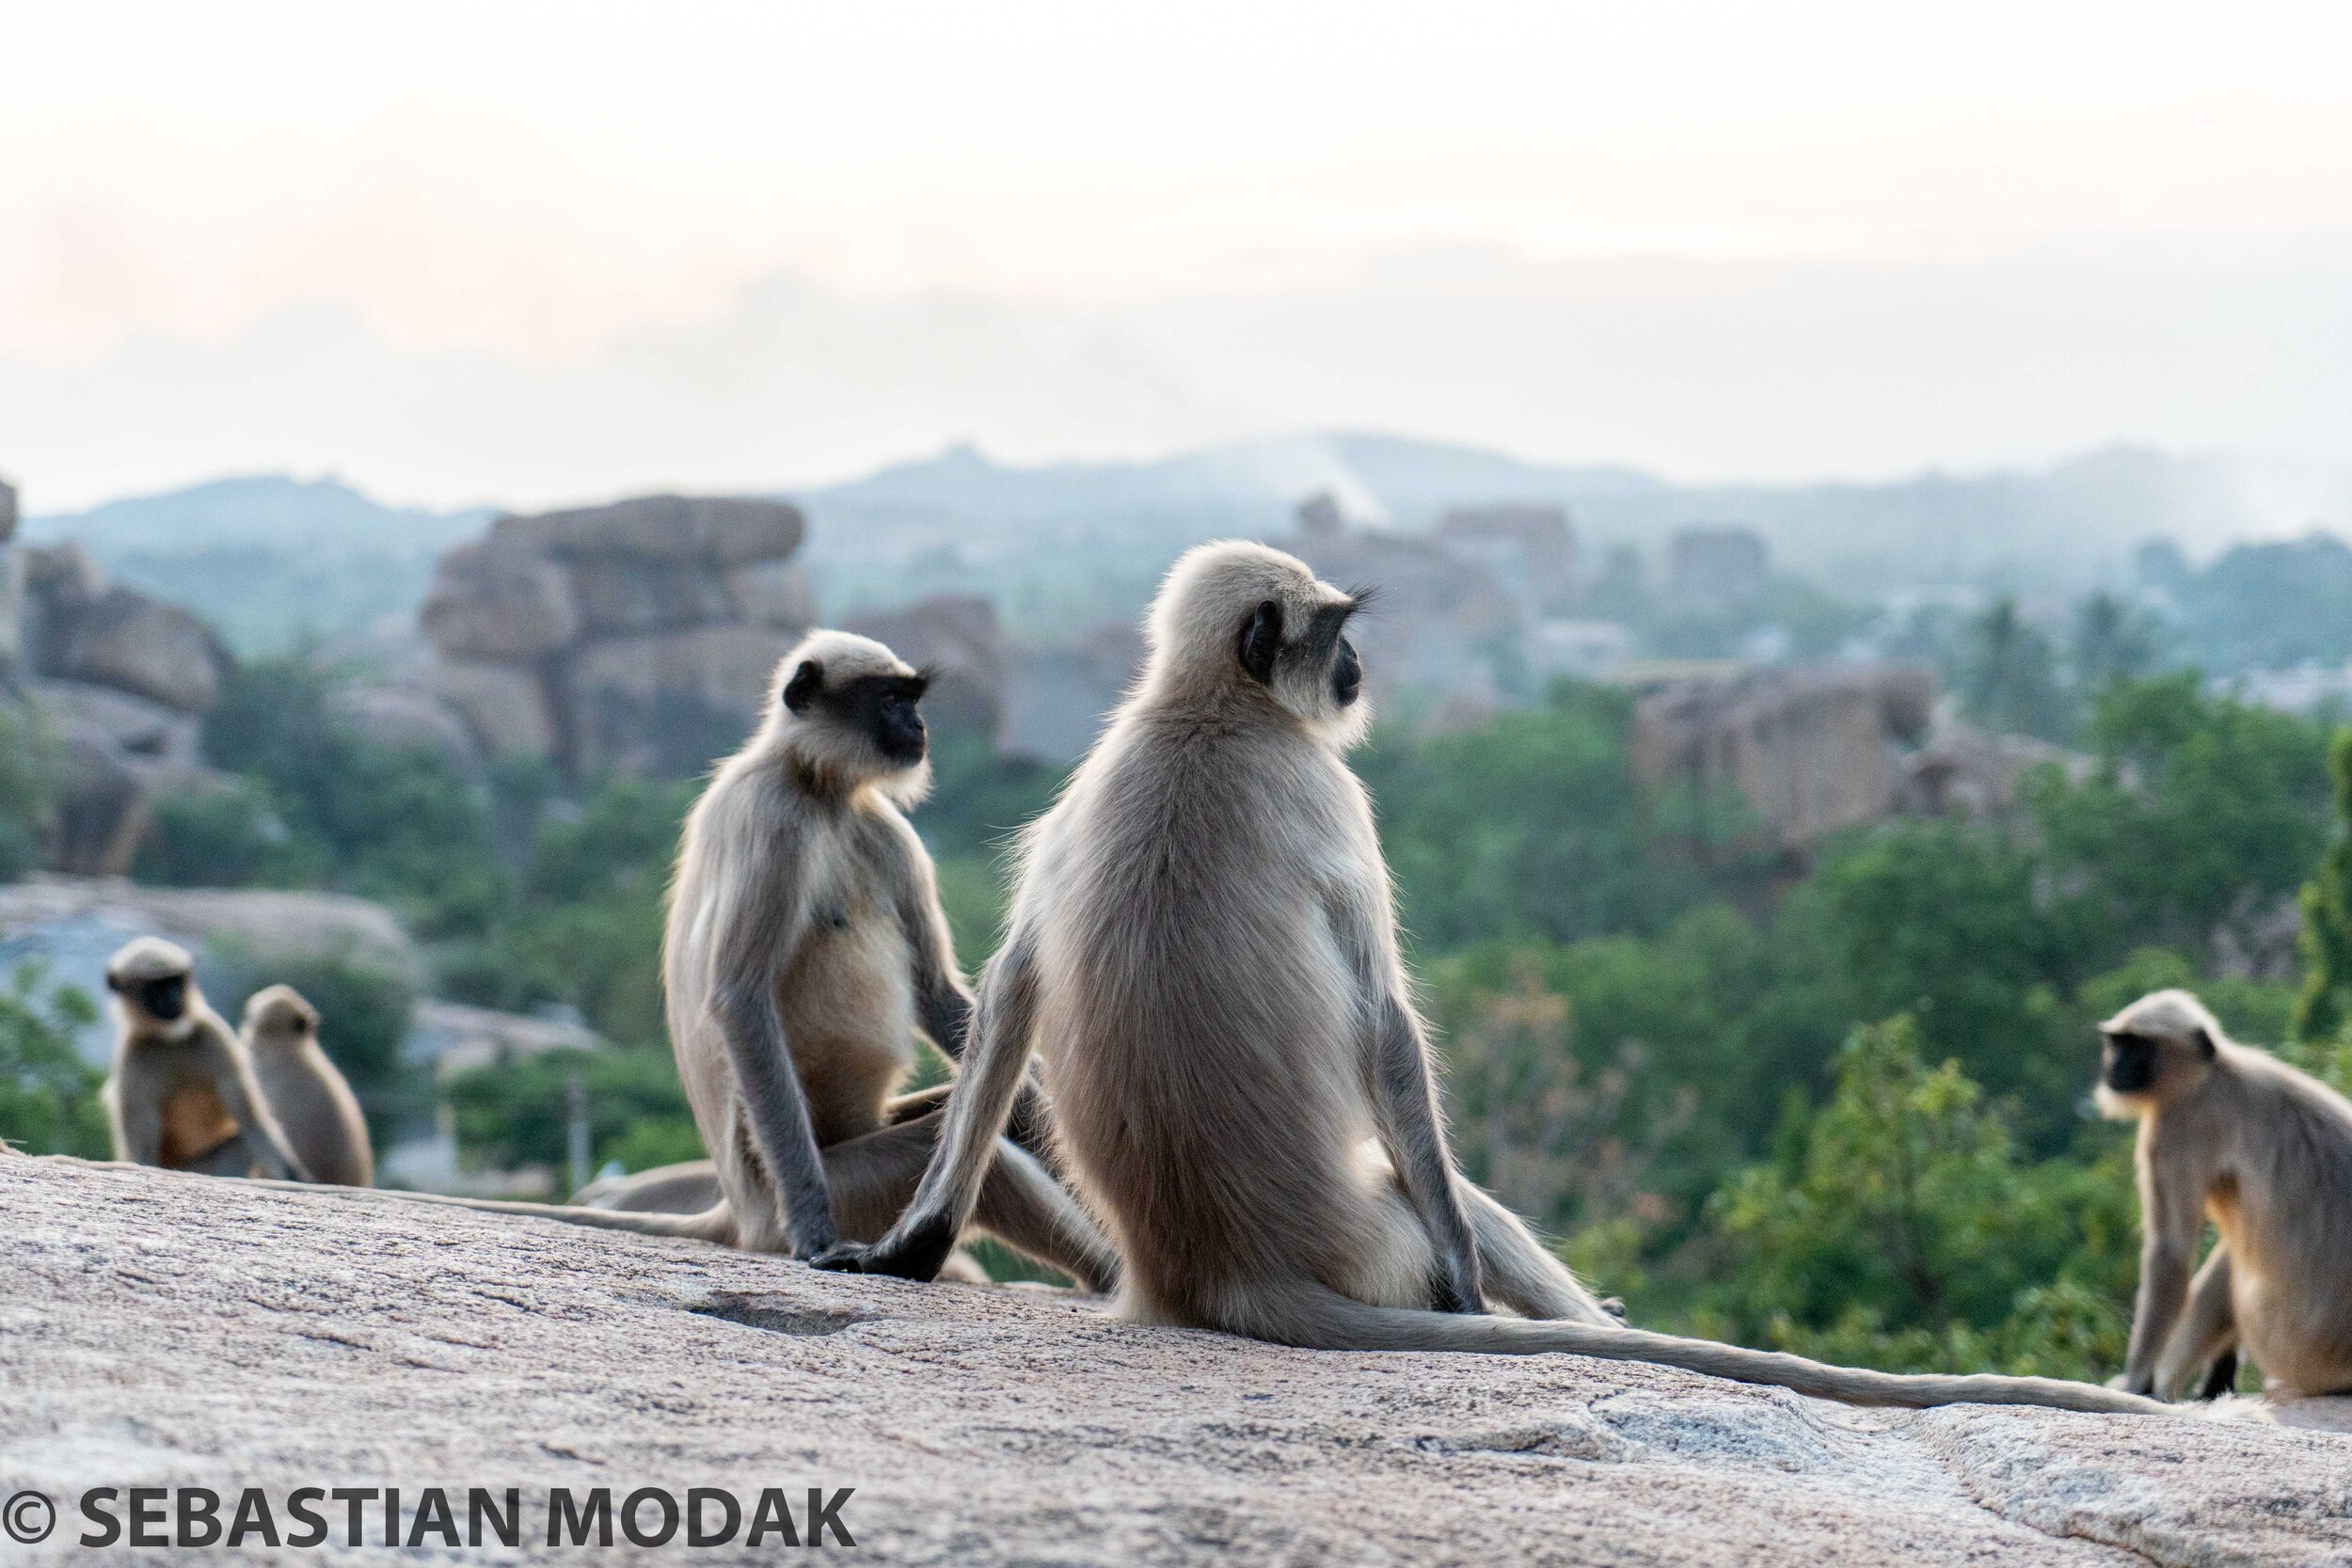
[[2, 1157, 2347, 1566]]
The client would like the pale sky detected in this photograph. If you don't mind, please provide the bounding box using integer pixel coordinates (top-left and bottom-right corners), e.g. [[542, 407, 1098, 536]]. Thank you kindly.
[[6, 1, 2351, 510]]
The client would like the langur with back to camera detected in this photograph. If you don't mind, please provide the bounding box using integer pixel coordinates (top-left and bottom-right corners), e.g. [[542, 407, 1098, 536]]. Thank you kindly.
[[817, 540, 2160, 1415], [242, 985, 374, 1188], [256, 630, 1116, 1290], [2096, 989, 2352, 1402], [102, 937, 308, 1181]]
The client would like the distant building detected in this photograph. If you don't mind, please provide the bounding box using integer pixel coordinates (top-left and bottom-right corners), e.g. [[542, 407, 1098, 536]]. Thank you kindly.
[[1667, 527, 1770, 615], [1434, 504, 1578, 614]]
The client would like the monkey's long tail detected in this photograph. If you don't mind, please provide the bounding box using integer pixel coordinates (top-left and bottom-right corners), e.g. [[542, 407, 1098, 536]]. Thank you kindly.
[[1247, 1282, 2166, 1415], [228, 1175, 741, 1245]]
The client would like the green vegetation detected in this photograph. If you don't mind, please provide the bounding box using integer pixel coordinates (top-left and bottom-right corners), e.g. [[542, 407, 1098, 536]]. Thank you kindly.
[[0, 965, 107, 1159], [0, 700, 59, 880]]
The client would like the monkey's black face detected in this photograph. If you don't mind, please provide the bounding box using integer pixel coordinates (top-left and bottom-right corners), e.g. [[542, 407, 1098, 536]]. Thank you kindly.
[[841, 674, 930, 766], [2102, 1030, 2160, 1094], [1331, 635, 1362, 706], [119, 974, 188, 1022], [785, 658, 930, 770]]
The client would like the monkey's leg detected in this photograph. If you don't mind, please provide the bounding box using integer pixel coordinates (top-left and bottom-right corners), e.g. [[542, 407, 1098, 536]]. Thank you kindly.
[[967, 1140, 1121, 1295], [1455, 1180, 1615, 1326], [2154, 1246, 2236, 1402], [820, 1115, 1119, 1293]]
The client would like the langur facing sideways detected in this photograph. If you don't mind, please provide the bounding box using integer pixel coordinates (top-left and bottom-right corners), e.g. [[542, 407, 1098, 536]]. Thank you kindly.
[[2097, 989, 2352, 1402], [103, 937, 306, 1182], [232, 631, 1117, 1291]]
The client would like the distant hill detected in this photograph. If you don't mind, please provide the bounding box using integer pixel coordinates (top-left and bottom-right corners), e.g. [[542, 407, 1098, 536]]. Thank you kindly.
[[20, 438, 2342, 651], [804, 434, 2328, 627], [24, 475, 490, 656]]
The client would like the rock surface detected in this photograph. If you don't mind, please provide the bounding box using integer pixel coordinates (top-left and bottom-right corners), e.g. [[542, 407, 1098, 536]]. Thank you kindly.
[[3, 1157, 2348, 1567]]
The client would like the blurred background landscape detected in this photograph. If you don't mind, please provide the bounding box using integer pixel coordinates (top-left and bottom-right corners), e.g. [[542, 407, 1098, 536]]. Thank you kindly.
[[6, 0, 2352, 1383]]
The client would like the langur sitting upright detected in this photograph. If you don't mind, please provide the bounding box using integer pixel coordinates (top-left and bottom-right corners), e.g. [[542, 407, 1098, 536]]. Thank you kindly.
[[103, 938, 306, 1181], [242, 985, 374, 1188], [264, 631, 1116, 1290], [2097, 989, 2352, 1401], [818, 541, 2157, 1415]]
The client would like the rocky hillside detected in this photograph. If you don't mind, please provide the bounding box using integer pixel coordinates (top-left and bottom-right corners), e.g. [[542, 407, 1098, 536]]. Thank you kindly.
[[3, 1157, 2347, 1565]]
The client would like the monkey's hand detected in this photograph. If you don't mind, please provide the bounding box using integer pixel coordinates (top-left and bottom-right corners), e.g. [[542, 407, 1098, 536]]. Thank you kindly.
[[783, 1219, 841, 1262], [808, 1215, 957, 1282]]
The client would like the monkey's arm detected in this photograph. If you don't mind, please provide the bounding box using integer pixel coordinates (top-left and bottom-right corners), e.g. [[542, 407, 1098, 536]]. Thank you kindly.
[[886, 837, 1059, 1157], [111, 1086, 162, 1164], [202, 1035, 308, 1181], [1330, 888, 1483, 1314], [2120, 1147, 2205, 1396], [813, 932, 1041, 1281], [2154, 1244, 2236, 1401], [708, 885, 841, 1259]]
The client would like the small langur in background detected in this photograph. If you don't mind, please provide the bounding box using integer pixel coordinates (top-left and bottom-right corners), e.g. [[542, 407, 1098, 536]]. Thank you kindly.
[[103, 938, 306, 1181], [2098, 989, 2352, 1401], [242, 985, 374, 1188]]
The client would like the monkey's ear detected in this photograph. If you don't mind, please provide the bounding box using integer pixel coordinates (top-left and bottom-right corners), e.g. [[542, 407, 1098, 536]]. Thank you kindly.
[[2192, 1027, 2217, 1059], [783, 659, 824, 714], [1238, 599, 1282, 686]]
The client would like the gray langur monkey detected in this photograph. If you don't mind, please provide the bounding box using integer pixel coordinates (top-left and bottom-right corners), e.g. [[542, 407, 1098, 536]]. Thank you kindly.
[[817, 541, 2159, 1415], [2097, 989, 2352, 1401], [279, 632, 1116, 1291], [242, 985, 374, 1188], [103, 938, 306, 1181]]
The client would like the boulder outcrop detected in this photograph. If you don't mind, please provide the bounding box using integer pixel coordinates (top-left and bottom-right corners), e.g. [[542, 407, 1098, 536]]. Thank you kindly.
[[2, 1157, 2347, 1567], [418, 494, 814, 778], [1632, 666, 1939, 856], [0, 528, 235, 874]]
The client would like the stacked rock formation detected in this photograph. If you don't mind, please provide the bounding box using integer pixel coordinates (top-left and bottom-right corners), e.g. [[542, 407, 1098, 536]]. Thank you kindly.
[[420, 495, 815, 779], [0, 477, 235, 874]]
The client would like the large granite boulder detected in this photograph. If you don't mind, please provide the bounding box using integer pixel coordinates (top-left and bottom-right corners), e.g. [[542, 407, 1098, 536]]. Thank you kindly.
[[326, 683, 483, 776], [23, 680, 215, 876], [2, 544, 236, 872], [418, 494, 811, 780], [429, 658, 557, 760], [564, 623, 797, 777], [1633, 665, 1939, 856], [724, 557, 819, 631], [3, 1156, 2349, 1567], [491, 494, 803, 564], [15, 545, 229, 717], [420, 538, 580, 661]]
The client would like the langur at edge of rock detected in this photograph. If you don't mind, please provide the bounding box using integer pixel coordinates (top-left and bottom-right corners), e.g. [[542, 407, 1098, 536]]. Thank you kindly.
[[816, 540, 2161, 1415], [102, 937, 307, 1181], [253, 631, 1117, 1291], [242, 985, 374, 1188], [2097, 989, 2352, 1402]]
